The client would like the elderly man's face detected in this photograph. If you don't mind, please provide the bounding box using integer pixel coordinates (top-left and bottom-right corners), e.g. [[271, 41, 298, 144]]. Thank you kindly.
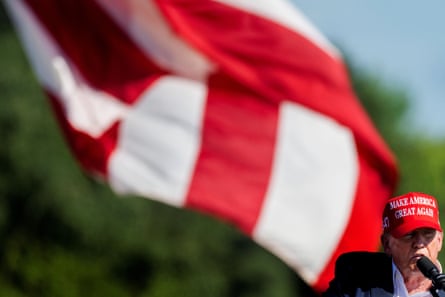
[[382, 228, 443, 276]]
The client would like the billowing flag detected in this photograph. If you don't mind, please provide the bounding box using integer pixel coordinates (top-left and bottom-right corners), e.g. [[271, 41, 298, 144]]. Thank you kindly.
[[5, 0, 398, 292]]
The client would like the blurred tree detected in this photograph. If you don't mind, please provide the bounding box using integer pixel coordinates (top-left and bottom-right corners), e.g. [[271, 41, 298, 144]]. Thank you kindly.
[[347, 52, 445, 267], [347, 55, 411, 142]]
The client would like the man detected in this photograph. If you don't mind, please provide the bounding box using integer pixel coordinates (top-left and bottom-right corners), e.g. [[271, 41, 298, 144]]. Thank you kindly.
[[322, 192, 444, 297]]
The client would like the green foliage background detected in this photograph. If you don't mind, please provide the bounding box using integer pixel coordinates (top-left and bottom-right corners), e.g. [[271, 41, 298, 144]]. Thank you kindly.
[[1, 3, 445, 297]]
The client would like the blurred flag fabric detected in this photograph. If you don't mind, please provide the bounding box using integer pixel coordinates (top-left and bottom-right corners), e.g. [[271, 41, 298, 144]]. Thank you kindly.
[[4, 0, 398, 292]]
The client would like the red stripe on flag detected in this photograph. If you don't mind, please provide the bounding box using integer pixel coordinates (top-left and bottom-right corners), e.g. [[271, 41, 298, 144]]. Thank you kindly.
[[24, 0, 165, 104], [156, 0, 347, 90], [186, 75, 279, 234]]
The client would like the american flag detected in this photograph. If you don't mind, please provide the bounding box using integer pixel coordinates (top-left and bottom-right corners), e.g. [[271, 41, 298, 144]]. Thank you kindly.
[[4, 0, 398, 292]]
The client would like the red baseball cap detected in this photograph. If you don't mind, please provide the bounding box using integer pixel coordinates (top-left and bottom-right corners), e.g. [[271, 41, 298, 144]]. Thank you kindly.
[[382, 192, 442, 238]]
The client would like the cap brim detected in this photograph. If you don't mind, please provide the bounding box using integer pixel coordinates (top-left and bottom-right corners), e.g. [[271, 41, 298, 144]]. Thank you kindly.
[[391, 220, 442, 238]]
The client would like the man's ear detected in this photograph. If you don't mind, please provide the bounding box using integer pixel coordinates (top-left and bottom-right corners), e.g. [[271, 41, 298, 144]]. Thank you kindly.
[[381, 233, 391, 255]]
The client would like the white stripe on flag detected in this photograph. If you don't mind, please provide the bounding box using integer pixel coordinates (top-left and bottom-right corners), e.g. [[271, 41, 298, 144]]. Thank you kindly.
[[215, 0, 340, 59], [253, 101, 358, 283], [109, 76, 207, 207]]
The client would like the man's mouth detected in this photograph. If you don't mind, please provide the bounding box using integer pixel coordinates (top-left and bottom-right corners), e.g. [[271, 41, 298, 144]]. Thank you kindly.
[[411, 254, 425, 263]]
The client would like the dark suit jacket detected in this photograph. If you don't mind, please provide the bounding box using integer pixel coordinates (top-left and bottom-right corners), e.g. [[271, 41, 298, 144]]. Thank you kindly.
[[322, 251, 445, 297]]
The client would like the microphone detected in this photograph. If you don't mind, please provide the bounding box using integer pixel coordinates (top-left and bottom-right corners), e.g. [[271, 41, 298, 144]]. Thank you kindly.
[[416, 256, 445, 289]]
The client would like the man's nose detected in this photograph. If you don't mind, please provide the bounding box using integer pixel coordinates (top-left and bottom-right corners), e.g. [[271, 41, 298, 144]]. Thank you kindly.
[[412, 234, 427, 248]]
